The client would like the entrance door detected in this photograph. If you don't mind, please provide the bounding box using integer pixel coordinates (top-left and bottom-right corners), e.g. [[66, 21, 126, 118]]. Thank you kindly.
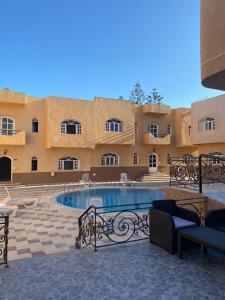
[[0, 157, 12, 181], [149, 153, 158, 173]]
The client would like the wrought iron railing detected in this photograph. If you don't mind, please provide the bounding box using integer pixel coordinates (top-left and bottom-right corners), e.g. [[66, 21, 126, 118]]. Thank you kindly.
[[0, 216, 9, 268], [0, 129, 20, 136], [169, 154, 225, 193], [75, 198, 206, 251]]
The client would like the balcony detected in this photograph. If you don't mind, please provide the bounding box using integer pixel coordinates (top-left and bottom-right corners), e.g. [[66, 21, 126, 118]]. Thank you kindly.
[[0, 130, 26, 145], [142, 103, 170, 115], [143, 133, 171, 145], [0, 89, 26, 105]]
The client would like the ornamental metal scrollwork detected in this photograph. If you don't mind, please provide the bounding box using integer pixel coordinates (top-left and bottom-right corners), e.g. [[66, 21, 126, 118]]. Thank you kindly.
[[0, 216, 9, 268]]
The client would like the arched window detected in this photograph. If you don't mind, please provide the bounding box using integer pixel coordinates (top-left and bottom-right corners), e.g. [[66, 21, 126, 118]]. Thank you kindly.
[[60, 120, 81, 134], [188, 125, 191, 135], [101, 153, 119, 166], [0, 117, 14, 135], [148, 123, 159, 137], [167, 124, 172, 134], [32, 118, 39, 133], [31, 156, 38, 171], [133, 153, 138, 165], [58, 157, 79, 170], [198, 118, 215, 132], [106, 119, 123, 132], [208, 152, 224, 165]]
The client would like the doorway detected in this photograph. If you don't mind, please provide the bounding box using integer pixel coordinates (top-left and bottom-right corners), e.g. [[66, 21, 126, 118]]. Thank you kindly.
[[0, 156, 12, 181], [149, 153, 158, 173]]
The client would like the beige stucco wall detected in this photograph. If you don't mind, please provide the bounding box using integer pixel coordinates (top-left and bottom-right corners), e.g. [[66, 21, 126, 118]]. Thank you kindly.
[[1, 88, 223, 183], [191, 95, 225, 145]]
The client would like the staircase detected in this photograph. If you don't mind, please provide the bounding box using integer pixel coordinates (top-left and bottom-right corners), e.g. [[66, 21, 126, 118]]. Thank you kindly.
[[140, 172, 170, 183]]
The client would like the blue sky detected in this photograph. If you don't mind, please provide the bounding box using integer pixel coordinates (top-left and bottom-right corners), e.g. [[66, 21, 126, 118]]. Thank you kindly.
[[0, 0, 223, 107]]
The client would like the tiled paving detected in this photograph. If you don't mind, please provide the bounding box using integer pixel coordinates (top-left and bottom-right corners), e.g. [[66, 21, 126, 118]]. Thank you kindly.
[[1, 184, 225, 298], [1, 241, 225, 299], [7, 197, 78, 261]]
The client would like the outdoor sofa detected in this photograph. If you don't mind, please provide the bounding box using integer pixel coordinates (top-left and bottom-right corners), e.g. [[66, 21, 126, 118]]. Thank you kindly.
[[205, 208, 225, 232], [150, 200, 200, 254]]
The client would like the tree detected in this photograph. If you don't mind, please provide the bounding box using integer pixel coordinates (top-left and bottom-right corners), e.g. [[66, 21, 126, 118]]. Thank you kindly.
[[146, 88, 164, 104], [118, 96, 124, 100], [129, 81, 145, 104]]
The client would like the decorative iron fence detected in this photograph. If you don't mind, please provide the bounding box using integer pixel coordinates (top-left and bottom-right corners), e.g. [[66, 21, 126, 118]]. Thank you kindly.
[[0, 216, 9, 268], [169, 154, 225, 193], [75, 198, 206, 251]]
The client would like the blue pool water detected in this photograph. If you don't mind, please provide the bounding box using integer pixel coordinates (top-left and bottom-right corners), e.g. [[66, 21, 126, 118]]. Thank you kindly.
[[55, 188, 165, 211]]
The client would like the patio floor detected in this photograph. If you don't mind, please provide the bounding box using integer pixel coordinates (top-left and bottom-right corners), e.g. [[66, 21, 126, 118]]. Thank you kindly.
[[1, 241, 225, 299], [1, 184, 225, 299]]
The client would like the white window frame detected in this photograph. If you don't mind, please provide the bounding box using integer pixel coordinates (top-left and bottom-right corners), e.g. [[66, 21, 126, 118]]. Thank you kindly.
[[101, 153, 119, 166], [60, 120, 82, 135], [106, 119, 124, 133], [198, 118, 215, 132], [148, 123, 159, 137], [0, 116, 15, 135], [58, 157, 79, 171]]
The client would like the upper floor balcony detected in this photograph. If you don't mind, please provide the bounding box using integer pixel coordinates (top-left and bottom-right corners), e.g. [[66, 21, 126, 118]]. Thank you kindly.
[[143, 132, 171, 145], [0, 89, 26, 105], [0, 130, 26, 146], [142, 103, 170, 115]]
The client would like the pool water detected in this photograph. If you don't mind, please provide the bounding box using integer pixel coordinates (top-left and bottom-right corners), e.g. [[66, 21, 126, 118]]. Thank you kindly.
[[55, 188, 165, 211]]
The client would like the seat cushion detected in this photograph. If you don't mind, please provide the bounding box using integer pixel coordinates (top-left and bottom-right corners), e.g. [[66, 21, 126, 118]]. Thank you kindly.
[[172, 216, 196, 229]]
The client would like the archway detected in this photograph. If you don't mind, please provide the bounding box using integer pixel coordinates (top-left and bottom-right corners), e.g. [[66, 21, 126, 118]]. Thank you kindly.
[[0, 156, 12, 181]]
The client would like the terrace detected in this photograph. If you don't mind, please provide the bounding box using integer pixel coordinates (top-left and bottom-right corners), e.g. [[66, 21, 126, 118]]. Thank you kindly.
[[1, 180, 225, 299]]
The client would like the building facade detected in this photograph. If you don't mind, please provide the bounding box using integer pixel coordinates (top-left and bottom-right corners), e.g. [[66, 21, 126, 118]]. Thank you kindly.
[[1, 88, 224, 184]]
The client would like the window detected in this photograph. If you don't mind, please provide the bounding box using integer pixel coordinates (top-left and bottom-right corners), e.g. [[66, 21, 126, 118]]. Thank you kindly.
[[32, 118, 39, 133], [133, 153, 138, 165], [167, 125, 172, 134], [188, 125, 191, 135], [58, 157, 79, 170], [135, 123, 138, 134], [208, 152, 224, 165], [198, 118, 215, 132], [60, 120, 81, 134], [183, 154, 194, 164], [31, 156, 38, 171], [148, 123, 159, 137], [0, 117, 14, 135], [101, 153, 119, 166], [106, 119, 123, 132]]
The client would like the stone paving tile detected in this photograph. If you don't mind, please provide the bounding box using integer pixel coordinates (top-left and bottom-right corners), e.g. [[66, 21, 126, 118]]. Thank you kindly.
[[4, 195, 77, 261], [1, 242, 225, 299]]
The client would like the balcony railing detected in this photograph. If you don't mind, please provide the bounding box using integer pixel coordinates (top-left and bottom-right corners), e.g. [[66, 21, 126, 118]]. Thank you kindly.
[[143, 133, 171, 145], [0, 130, 26, 145], [0, 130, 21, 135], [75, 198, 206, 251], [142, 103, 170, 115]]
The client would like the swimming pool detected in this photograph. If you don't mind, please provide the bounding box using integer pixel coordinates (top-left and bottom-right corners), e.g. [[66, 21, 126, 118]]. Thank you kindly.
[[54, 187, 165, 211]]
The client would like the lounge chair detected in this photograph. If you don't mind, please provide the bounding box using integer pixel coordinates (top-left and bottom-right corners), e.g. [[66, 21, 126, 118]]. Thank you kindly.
[[120, 173, 134, 186], [150, 200, 200, 254], [80, 173, 92, 187], [0, 196, 18, 217]]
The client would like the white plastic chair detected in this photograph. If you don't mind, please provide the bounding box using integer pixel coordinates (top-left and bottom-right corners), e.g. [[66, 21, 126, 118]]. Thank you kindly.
[[80, 173, 92, 187]]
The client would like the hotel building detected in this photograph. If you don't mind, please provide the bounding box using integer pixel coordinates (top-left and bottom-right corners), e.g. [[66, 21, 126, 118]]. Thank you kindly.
[[0, 88, 224, 184]]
